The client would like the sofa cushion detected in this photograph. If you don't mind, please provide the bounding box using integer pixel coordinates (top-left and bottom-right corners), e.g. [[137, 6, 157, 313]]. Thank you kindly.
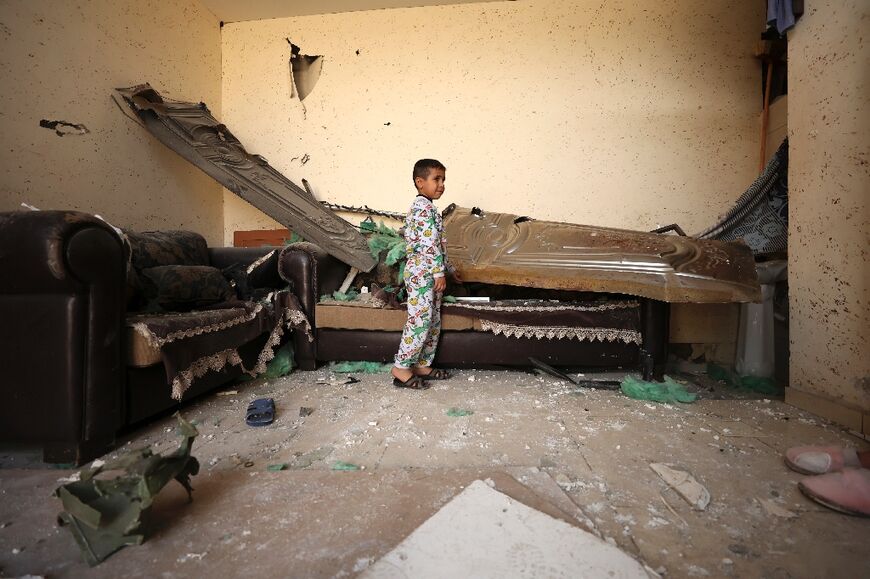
[[126, 230, 209, 269], [140, 265, 235, 312], [126, 307, 265, 369], [125, 325, 162, 367], [315, 298, 643, 344], [316, 301, 475, 331]]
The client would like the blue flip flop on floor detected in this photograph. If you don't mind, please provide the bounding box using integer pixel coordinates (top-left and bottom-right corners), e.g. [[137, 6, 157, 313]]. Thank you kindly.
[[246, 397, 275, 427]]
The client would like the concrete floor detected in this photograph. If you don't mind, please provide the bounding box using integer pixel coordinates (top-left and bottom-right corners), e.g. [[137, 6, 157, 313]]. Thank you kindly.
[[1, 367, 868, 578]]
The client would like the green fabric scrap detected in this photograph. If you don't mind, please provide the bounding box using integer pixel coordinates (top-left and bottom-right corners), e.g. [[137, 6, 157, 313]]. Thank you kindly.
[[706, 363, 782, 394], [267, 463, 288, 471], [237, 341, 292, 383], [54, 414, 199, 566], [261, 341, 294, 379], [739, 375, 781, 394], [446, 408, 474, 417], [331, 461, 361, 471], [330, 361, 393, 373], [706, 363, 736, 385], [620, 375, 697, 404], [321, 289, 360, 302]]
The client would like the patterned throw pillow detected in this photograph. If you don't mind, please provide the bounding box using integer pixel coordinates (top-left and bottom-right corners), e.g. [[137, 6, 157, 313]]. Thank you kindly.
[[139, 265, 236, 312], [126, 230, 209, 269]]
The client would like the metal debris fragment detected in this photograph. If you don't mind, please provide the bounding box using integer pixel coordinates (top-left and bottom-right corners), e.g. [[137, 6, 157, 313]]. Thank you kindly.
[[54, 415, 199, 566]]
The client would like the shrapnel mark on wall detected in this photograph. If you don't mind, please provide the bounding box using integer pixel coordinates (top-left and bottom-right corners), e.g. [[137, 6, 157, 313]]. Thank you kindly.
[[39, 119, 89, 137], [286, 39, 323, 101]]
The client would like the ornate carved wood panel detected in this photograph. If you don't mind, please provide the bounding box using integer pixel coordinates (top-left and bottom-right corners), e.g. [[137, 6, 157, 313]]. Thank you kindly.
[[116, 84, 376, 272], [443, 205, 761, 303]]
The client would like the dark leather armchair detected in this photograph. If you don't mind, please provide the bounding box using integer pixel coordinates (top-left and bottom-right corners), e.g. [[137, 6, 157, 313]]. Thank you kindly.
[[0, 210, 296, 464]]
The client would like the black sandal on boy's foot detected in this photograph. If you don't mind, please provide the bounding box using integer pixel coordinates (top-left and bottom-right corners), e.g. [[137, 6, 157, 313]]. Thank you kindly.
[[393, 375, 429, 390], [418, 368, 451, 380]]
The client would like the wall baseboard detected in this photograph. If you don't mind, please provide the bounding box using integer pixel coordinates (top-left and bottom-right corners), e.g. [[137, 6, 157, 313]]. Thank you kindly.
[[785, 387, 870, 436]]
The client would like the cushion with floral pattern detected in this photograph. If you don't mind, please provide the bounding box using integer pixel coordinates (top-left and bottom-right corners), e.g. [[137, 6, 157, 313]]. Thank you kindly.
[[139, 265, 236, 312], [126, 230, 209, 269]]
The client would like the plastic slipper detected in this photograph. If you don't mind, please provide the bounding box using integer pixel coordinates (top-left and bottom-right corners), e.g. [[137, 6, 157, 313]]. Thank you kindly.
[[798, 468, 870, 517], [784, 445, 860, 475], [418, 368, 451, 380], [393, 375, 429, 390], [246, 398, 275, 426]]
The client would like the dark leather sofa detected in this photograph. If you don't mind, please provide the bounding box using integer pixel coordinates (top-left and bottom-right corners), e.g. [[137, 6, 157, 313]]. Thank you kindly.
[[280, 243, 670, 377], [0, 210, 296, 464]]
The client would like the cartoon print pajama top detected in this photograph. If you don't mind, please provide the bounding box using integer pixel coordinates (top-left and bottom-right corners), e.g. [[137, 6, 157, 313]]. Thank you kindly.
[[394, 195, 455, 369]]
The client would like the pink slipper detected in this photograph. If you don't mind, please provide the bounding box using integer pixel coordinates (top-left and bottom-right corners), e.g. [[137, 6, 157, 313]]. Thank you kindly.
[[798, 468, 870, 517], [784, 445, 860, 475]]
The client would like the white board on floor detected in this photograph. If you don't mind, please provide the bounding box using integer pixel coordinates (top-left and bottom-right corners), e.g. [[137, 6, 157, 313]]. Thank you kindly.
[[360, 479, 648, 579]]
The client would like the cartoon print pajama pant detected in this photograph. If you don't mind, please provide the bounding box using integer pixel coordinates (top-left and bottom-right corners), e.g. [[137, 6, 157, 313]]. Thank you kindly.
[[394, 267, 442, 369]]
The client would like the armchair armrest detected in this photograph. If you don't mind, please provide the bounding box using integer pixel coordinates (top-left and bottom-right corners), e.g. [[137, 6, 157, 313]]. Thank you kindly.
[[278, 242, 350, 369], [0, 210, 126, 463]]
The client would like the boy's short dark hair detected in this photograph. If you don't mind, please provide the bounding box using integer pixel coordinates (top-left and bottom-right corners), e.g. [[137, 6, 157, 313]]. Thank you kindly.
[[413, 158, 446, 183]]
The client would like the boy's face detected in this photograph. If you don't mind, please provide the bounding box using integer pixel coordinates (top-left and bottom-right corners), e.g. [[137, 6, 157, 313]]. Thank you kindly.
[[415, 168, 445, 200]]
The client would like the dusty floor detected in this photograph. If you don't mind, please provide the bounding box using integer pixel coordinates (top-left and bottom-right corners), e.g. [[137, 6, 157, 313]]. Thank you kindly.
[[1, 367, 868, 578]]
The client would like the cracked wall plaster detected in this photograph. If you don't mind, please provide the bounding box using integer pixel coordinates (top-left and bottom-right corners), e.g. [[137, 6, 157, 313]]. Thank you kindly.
[[0, 1, 224, 245], [787, 1, 869, 411], [287, 39, 323, 101], [39, 119, 90, 137], [221, 0, 764, 242]]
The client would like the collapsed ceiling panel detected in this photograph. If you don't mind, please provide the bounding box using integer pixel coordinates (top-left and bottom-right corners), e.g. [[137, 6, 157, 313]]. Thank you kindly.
[[443, 205, 762, 303], [116, 83, 376, 272]]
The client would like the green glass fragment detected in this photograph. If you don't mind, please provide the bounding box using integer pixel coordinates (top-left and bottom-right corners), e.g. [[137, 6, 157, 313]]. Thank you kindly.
[[331, 461, 361, 471], [329, 361, 392, 373]]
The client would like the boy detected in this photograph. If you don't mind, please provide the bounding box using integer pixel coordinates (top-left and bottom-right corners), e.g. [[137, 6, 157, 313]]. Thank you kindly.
[[391, 159, 461, 389]]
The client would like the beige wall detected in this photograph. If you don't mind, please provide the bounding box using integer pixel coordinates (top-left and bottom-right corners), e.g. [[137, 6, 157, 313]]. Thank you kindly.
[[221, 0, 764, 244], [788, 1, 870, 412], [0, 0, 225, 244]]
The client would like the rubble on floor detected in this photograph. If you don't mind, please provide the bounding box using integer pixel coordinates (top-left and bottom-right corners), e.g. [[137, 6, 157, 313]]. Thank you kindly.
[[1, 369, 867, 577]]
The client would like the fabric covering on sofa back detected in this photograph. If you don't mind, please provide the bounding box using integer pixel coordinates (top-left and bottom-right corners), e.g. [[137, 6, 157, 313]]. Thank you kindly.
[[126, 230, 209, 269], [138, 265, 235, 311], [125, 230, 230, 313]]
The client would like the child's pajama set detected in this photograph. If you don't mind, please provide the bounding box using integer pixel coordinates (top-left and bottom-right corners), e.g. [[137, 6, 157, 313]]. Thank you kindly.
[[394, 195, 454, 369]]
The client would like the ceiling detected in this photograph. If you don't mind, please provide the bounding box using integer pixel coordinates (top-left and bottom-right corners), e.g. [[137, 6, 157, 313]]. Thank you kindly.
[[200, 0, 509, 23]]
